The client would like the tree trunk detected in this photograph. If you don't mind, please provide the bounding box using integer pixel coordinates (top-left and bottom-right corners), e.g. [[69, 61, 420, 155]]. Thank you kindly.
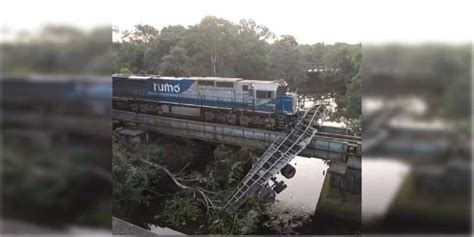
[[212, 46, 217, 76]]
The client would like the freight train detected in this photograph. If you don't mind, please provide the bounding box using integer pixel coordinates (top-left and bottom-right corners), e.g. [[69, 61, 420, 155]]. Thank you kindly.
[[112, 74, 300, 130]]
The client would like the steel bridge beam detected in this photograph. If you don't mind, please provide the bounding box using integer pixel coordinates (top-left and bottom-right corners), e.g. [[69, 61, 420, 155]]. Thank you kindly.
[[113, 110, 361, 163]]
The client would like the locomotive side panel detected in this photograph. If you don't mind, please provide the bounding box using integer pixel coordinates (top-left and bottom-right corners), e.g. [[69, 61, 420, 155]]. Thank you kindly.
[[112, 75, 298, 131]]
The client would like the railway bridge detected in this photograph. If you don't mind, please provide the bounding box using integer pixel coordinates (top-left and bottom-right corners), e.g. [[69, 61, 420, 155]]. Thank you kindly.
[[113, 109, 362, 221]]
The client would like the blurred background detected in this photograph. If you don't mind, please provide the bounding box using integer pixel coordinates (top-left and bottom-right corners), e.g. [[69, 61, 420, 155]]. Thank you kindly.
[[361, 43, 472, 234], [1, 22, 113, 234], [1, 0, 473, 235]]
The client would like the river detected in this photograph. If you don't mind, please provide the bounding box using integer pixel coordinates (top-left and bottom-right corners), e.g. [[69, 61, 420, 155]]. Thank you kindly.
[[263, 156, 411, 234], [264, 157, 329, 233]]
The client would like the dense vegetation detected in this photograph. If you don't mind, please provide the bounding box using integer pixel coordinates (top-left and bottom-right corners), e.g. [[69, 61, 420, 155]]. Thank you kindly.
[[113, 17, 360, 83], [2, 139, 111, 228], [1, 26, 112, 75], [112, 135, 272, 234]]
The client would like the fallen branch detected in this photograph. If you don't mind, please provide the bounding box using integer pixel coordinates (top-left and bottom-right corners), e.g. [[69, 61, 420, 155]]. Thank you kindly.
[[175, 163, 190, 176], [138, 158, 219, 211]]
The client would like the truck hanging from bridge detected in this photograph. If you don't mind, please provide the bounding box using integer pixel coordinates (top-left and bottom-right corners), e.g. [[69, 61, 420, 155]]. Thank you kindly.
[[112, 74, 300, 130]]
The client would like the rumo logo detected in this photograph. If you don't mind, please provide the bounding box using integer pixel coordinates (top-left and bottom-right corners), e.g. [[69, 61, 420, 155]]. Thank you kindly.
[[153, 82, 181, 93]]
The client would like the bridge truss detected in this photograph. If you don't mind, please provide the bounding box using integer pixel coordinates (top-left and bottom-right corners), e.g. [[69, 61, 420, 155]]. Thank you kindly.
[[224, 104, 328, 213]]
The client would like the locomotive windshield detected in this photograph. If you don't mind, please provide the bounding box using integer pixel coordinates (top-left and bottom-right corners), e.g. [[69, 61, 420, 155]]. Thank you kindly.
[[256, 91, 273, 99]]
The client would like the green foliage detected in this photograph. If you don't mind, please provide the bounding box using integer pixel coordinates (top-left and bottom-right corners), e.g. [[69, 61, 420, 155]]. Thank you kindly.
[[333, 74, 362, 133], [227, 161, 245, 187], [161, 195, 203, 227], [112, 137, 163, 215], [1, 141, 111, 227], [231, 198, 266, 234], [322, 43, 360, 80], [341, 75, 362, 120], [113, 41, 147, 73], [206, 198, 265, 235], [122, 24, 159, 44], [297, 43, 361, 95], [159, 46, 191, 76], [232, 19, 272, 79], [441, 78, 470, 119], [111, 135, 269, 234], [269, 35, 306, 81], [112, 16, 360, 87], [440, 78, 471, 134], [1, 25, 112, 74], [138, 142, 264, 235]]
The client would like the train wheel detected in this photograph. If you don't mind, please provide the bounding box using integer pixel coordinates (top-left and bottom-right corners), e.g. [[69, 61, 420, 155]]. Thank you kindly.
[[281, 164, 296, 179]]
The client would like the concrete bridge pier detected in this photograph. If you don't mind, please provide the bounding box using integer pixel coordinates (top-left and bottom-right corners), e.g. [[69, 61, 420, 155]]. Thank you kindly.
[[315, 155, 361, 222]]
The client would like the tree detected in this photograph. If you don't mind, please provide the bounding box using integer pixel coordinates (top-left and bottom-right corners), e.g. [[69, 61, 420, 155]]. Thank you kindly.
[[238, 19, 274, 41], [183, 16, 238, 76], [162, 196, 203, 227], [441, 78, 470, 119], [113, 41, 146, 73], [143, 25, 187, 74], [440, 77, 471, 134], [113, 137, 218, 218], [114, 24, 160, 73], [111, 16, 362, 86], [159, 25, 187, 54], [1, 25, 112, 75], [122, 24, 159, 45], [333, 74, 362, 133], [320, 43, 360, 83], [232, 19, 272, 79], [268, 35, 306, 81], [112, 134, 267, 234], [159, 46, 192, 76], [112, 138, 162, 215]]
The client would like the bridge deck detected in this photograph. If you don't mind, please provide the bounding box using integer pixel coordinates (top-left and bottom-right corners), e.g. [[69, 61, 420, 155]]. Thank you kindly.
[[112, 110, 361, 163]]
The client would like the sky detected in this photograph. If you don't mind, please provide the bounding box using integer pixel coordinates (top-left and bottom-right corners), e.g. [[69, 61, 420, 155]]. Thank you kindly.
[[2, 0, 473, 44]]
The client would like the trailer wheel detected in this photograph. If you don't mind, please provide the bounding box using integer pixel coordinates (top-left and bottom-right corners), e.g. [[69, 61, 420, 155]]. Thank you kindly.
[[281, 164, 296, 179]]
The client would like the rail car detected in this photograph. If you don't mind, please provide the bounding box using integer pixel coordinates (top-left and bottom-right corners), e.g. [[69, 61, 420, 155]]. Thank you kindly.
[[112, 74, 300, 130]]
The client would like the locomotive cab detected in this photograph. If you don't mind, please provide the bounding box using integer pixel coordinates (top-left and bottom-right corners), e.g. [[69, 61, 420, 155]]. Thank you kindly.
[[250, 80, 298, 116]]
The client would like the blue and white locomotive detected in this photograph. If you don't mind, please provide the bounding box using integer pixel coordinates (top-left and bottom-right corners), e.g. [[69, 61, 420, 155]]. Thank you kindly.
[[112, 74, 299, 130]]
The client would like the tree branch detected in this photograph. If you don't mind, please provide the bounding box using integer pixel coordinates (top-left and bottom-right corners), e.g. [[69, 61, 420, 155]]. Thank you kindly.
[[138, 158, 220, 211]]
